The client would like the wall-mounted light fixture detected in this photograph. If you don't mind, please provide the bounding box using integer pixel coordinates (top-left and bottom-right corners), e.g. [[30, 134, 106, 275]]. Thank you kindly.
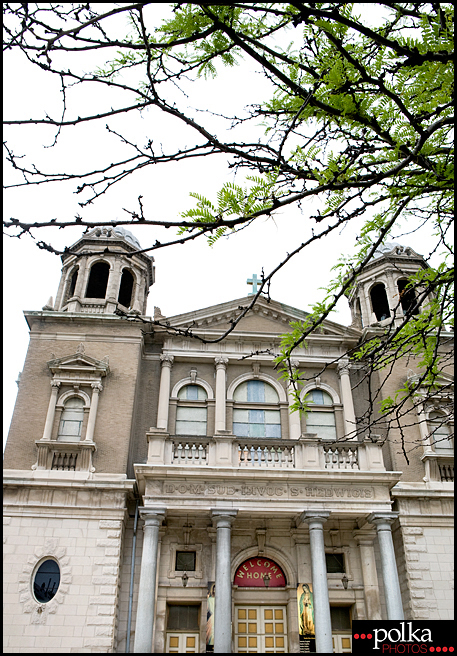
[[182, 572, 189, 587], [342, 573, 348, 590], [263, 573, 271, 588]]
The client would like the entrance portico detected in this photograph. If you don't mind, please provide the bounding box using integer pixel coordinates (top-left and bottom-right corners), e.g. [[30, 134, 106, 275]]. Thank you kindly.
[[134, 462, 404, 652]]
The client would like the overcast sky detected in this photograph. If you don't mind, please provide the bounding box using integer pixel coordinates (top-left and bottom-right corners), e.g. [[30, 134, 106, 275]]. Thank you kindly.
[[3, 4, 437, 447]]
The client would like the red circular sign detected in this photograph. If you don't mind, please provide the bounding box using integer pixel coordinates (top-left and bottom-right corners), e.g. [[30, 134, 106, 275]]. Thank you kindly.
[[234, 557, 286, 587]]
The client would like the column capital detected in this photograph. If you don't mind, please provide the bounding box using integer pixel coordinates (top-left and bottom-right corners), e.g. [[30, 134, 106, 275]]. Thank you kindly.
[[50, 380, 61, 390], [140, 507, 167, 527], [160, 353, 174, 368], [211, 508, 238, 528], [91, 382, 103, 393], [300, 511, 330, 527], [337, 359, 351, 376], [215, 356, 229, 369], [352, 528, 378, 545], [367, 511, 399, 528]]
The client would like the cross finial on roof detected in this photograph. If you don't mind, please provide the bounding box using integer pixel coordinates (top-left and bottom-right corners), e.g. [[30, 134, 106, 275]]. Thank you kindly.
[[247, 273, 261, 296]]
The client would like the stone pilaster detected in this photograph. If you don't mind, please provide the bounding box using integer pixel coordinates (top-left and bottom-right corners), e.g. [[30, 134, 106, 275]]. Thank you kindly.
[[156, 354, 174, 430]]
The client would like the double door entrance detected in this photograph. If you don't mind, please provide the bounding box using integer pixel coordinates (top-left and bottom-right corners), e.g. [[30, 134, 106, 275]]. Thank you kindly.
[[235, 605, 288, 653]]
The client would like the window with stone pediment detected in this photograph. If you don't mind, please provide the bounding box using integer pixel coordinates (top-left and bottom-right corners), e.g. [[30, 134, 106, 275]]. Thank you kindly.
[[176, 384, 208, 436], [233, 380, 281, 438], [428, 410, 453, 451], [57, 396, 85, 441], [304, 389, 337, 440]]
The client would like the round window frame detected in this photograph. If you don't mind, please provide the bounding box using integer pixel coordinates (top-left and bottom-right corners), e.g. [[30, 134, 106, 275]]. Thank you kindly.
[[31, 557, 61, 604]]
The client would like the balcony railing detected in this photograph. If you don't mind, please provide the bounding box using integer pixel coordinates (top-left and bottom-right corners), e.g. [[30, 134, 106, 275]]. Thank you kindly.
[[238, 443, 295, 469], [146, 432, 386, 472], [323, 445, 359, 470]]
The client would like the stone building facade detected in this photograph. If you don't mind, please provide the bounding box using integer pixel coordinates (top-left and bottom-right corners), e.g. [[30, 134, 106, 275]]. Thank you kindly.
[[3, 227, 454, 653]]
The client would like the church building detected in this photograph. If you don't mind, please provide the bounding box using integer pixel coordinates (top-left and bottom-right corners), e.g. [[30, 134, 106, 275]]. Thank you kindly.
[[3, 226, 453, 653]]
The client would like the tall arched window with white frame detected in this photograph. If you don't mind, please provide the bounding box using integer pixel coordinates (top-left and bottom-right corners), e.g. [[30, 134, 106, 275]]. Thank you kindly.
[[57, 397, 85, 442], [304, 389, 337, 440], [233, 379, 281, 438], [428, 411, 453, 451], [176, 385, 208, 436]]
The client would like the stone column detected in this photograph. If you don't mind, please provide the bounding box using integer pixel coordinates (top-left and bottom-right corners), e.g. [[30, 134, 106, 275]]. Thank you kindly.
[[214, 357, 228, 433], [337, 360, 357, 439], [353, 530, 382, 620], [288, 360, 302, 440], [301, 512, 333, 654], [84, 383, 102, 442], [157, 354, 174, 430], [41, 381, 61, 440], [368, 512, 404, 620], [134, 508, 166, 653], [212, 509, 237, 653]]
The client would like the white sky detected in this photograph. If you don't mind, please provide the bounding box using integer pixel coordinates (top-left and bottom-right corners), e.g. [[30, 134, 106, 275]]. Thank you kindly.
[[3, 4, 440, 447]]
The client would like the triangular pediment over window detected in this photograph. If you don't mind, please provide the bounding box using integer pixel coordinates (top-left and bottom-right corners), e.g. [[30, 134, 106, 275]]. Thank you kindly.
[[47, 352, 110, 379]]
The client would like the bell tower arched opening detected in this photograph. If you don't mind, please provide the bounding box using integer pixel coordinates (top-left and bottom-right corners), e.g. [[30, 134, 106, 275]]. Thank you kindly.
[[118, 268, 135, 308], [370, 283, 390, 321], [65, 268, 79, 303], [85, 262, 110, 299], [397, 278, 419, 316]]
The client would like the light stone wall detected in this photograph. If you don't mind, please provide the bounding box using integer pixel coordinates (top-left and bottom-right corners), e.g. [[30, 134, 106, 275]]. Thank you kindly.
[[3, 511, 126, 653], [115, 515, 143, 653], [396, 523, 454, 620]]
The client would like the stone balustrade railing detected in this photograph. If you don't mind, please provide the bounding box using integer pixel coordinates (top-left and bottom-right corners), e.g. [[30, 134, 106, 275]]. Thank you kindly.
[[172, 440, 208, 466], [238, 442, 295, 468], [323, 445, 359, 470], [146, 431, 386, 472]]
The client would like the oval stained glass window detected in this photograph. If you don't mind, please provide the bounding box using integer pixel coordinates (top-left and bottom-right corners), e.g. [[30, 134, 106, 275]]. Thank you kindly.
[[33, 559, 60, 603]]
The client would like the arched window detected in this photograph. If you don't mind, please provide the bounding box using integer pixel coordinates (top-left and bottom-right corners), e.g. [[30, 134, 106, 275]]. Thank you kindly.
[[85, 261, 110, 299], [58, 397, 84, 441], [397, 278, 419, 316], [428, 411, 453, 450], [176, 385, 207, 436], [305, 389, 337, 440], [118, 269, 134, 308], [370, 283, 390, 321], [233, 380, 281, 438]]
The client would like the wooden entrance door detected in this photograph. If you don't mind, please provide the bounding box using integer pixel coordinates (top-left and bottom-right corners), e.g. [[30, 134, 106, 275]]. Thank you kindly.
[[235, 605, 287, 653], [166, 632, 199, 653], [332, 633, 352, 653]]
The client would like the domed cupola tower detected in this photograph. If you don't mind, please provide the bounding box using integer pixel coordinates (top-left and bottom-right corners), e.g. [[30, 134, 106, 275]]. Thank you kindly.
[[347, 242, 430, 329], [52, 225, 154, 316]]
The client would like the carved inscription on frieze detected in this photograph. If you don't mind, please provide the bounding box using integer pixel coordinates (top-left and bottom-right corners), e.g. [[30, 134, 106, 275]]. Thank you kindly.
[[162, 483, 374, 499]]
